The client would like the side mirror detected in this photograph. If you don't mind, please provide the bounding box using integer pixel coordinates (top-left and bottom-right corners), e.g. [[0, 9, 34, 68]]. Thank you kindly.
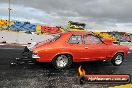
[[102, 39, 113, 45]]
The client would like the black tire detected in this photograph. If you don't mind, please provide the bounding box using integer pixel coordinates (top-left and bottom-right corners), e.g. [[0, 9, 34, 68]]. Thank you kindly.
[[111, 53, 124, 66], [52, 54, 72, 69]]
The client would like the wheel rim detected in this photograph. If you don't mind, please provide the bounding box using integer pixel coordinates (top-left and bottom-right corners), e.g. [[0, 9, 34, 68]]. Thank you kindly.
[[115, 55, 123, 65], [56, 55, 68, 68]]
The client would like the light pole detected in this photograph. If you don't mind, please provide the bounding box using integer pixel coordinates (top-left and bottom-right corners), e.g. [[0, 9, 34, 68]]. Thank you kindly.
[[8, 0, 11, 30]]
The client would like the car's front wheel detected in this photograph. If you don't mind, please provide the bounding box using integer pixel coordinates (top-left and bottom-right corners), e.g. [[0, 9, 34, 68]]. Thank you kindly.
[[111, 53, 124, 66], [52, 54, 72, 69]]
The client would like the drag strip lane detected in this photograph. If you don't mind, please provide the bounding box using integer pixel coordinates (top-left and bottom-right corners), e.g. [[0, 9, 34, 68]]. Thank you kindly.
[[0, 46, 24, 65], [0, 45, 132, 88]]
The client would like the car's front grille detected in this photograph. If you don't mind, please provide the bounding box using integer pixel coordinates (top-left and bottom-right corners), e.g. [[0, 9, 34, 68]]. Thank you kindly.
[[22, 46, 33, 60]]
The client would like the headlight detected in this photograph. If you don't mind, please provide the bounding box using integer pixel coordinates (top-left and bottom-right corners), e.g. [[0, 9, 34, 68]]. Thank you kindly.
[[32, 53, 40, 59]]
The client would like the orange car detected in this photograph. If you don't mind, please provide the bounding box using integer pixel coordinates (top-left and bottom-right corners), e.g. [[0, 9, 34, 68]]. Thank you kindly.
[[26, 32, 129, 69]]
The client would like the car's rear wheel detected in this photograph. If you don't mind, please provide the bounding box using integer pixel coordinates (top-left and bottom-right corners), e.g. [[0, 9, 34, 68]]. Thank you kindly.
[[52, 54, 72, 69], [111, 53, 124, 66]]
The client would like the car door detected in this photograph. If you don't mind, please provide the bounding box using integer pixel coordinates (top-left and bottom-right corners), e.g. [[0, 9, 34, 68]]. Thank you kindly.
[[83, 35, 107, 60], [67, 34, 87, 61]]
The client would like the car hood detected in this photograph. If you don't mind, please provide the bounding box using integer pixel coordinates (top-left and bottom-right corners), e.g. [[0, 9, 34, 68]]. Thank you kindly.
[[27, 40, 52, 51], [35, 40, 51, 47]]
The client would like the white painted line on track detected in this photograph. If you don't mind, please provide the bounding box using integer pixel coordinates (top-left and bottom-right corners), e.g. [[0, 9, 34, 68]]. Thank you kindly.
[[0, 47, 23, 50], [21, 45, 28, 46], [1, 48, 16, 49], [0, 43, 28, 46], [0, 44, 7, 45]]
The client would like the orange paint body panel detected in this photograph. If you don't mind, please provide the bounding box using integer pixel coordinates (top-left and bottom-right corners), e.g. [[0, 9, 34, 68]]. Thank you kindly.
[[32, 32, 129, 62]]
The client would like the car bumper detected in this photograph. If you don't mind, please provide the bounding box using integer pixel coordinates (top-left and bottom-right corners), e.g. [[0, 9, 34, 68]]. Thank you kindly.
[[23, 46, 40, 59]]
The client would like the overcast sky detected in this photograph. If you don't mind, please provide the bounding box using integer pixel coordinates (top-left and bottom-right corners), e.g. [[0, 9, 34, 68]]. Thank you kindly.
[[0, 0, 132, 32]]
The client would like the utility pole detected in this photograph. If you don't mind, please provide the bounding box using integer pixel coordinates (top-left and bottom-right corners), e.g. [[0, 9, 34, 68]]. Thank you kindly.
[[8, 0, 11, 30]]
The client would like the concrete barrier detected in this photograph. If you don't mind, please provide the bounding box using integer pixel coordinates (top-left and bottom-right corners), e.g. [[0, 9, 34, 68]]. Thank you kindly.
[[0, 31, 53, 44], [120, 42, 132, 49]]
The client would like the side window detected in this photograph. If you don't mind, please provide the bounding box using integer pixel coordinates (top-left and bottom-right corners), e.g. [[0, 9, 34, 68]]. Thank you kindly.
[[68, 35, 82, 44], [84, 35, 102, 44]]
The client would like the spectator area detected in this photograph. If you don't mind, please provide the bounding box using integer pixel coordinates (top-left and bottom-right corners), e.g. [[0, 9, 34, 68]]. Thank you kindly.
[[0, 19, 131, 42], [0, 19, 66, 34]]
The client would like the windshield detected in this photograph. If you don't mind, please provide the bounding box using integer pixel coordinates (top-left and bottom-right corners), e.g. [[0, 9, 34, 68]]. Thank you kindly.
[[51, 34, 61, 42]]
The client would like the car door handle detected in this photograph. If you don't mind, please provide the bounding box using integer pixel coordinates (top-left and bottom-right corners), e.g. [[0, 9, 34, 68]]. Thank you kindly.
[[85, 47, 88, 49]]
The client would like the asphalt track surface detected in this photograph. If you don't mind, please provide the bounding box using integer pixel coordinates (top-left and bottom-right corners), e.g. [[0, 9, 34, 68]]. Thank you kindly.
[[0, 45, 132, 88]]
